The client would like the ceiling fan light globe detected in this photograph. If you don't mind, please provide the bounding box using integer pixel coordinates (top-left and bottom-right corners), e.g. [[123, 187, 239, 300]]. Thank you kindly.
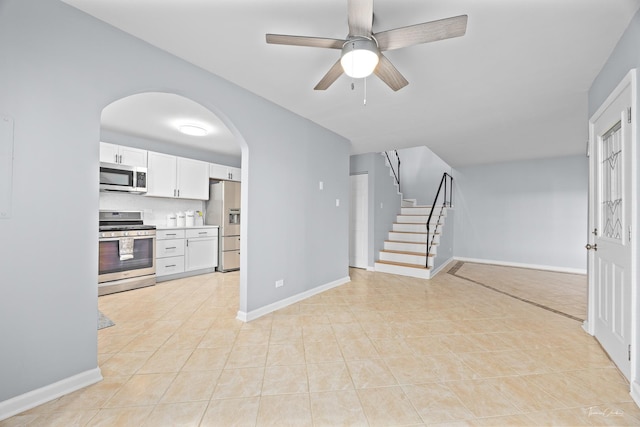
[[341, 39, 379, 78]]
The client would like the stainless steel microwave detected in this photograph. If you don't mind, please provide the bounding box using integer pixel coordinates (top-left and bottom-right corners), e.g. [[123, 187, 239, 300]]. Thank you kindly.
[[99, 162, 147, 194]]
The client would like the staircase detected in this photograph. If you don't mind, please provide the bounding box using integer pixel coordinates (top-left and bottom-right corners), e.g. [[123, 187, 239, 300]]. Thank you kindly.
[[373, 152, 452, 280], [375, 203, 447, 279]]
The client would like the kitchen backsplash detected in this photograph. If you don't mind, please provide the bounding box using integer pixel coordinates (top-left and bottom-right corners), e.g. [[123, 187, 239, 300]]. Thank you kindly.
[[100, 192, 205, 227]]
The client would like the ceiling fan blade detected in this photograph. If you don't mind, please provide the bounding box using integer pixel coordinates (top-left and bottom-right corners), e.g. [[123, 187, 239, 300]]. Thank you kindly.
[[348, 0, 374, 36], [374, 54, 409, 91], [375, 15, 468, 51], [314, 59, 344, 90], [266, 34, 344, 49]]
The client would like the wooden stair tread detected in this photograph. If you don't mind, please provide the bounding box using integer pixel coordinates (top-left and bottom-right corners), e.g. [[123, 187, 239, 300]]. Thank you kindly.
[[376, 260, 431, 270]]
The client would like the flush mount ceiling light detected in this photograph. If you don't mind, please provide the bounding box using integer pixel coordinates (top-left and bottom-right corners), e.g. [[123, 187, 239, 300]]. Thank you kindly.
[[179, 124, 208, 136], [340, 37, 379, 78]]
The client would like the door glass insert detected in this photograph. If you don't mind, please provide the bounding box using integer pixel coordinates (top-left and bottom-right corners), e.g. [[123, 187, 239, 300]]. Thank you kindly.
[[600, 121, 623, 241]]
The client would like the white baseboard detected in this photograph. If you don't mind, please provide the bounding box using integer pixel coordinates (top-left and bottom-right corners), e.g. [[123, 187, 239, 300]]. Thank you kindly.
[[632, 380, 640, 409], [0, 367, 102, 421], [237, 276, 351, 322], [453, 257, 587, 275], [582, 320, 594, 335], [366, 266, 375, 272], [430, 257, 455, 278]]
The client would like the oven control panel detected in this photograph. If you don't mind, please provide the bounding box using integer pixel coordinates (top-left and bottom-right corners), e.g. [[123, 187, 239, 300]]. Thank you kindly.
[[99, 229, 156, 239]]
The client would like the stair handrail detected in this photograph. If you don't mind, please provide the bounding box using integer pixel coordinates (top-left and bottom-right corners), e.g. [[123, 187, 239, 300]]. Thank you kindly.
[[426, 172, 453, 267], [384, 150, 401, 192]]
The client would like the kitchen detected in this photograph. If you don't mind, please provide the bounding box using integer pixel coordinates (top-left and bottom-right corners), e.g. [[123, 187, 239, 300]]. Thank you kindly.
[[98, 92, 243, 296]]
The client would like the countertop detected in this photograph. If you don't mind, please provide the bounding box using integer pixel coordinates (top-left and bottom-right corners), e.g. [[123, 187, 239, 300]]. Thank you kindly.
[[155, 225, 219, 230]]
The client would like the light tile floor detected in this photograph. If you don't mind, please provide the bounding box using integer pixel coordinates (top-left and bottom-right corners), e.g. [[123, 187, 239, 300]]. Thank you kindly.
[[3, 265, 640, 426], [451, 262, 588, 321]]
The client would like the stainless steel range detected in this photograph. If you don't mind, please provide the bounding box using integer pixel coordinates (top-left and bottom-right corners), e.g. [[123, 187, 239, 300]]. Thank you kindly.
[[98, 210, 156, 296]]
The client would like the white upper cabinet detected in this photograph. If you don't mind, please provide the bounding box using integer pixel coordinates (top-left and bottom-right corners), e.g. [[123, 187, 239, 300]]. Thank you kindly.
[[99, 142, 147, 168], [228, 167, 241, 181], [209, 163, 241, 181], [147, 151, 209, 200], [209, 163, 228, 180], [99, 142, 119, 164], [177, 157, 209, 200], [147, 151, 177, 198]]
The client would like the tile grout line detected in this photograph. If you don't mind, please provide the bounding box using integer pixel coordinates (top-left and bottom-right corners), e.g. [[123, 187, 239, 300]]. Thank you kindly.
[[447, 261, 584, 323]]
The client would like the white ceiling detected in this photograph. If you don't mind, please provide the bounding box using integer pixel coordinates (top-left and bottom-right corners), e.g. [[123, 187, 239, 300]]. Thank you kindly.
[[64, 0, 640, 167], [101, 92, 241, 157]]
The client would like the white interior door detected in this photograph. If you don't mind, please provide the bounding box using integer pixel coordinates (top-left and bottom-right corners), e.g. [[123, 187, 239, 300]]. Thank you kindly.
[[350, 174, 368, 269], [588, 70, 636, 380]]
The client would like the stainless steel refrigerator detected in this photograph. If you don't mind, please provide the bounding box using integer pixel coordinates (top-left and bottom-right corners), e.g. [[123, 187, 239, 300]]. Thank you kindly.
[[205, 180, 240, 272]]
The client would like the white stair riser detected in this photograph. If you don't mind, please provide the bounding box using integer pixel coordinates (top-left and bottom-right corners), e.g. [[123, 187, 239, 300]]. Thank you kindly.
[[393, 223, 442, 233], [397, 215, 445, 224], [374, 263, 431, 279], [388, 232, 439, 244], [400, 207, 448, 216], [383, 243, 436, 256], [384, 241, 427, 253], [380, 252, 430, 266]]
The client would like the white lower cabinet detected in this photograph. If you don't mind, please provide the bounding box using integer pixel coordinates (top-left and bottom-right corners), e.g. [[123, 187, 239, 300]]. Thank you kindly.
[[157, 256, 185, 277], [156, 227, 218, 280], [185, 228, 218, 271], [156, 229, 185, 277]]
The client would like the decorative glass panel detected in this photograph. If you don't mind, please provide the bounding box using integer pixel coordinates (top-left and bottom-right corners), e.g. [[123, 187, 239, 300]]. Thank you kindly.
[[601, 121, 622, 241]]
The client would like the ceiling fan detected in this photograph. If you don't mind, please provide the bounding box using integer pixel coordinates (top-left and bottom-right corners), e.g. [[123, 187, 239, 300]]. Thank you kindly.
[[266, 0, 468, 91]]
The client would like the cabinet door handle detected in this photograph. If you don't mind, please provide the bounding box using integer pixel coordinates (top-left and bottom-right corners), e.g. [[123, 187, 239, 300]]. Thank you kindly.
[[166, 246, 176, 250], [166, 233, 176, 236], [199, 232, 207, 235], [119, 154, 123, 163], [177, 189, 180, 197], [166, 264, 176, 268], [114, 154, 118, 163]]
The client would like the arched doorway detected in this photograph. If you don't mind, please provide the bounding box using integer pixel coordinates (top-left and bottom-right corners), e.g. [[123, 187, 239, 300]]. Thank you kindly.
[[98, 91, 245, 309]]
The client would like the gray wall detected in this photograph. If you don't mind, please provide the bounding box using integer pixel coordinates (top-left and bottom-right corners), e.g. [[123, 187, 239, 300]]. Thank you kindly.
[[433, 209, 455, 272], [350, 153, 402, 268], [588, 9, 640, 118], [588, 7, 640, 393], [0, 0, 349, 404], [396, 146, 452, 205], [453, 155, 588, 271]]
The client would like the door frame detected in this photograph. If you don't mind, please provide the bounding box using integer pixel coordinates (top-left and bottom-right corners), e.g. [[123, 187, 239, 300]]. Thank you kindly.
[[585, 68, 638, 399], [349, 173, 369, 269]]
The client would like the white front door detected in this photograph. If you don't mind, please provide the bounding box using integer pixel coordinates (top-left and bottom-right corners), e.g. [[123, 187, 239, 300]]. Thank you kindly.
[[350, 174, 368, 269], [587, 69, 636, 380]]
